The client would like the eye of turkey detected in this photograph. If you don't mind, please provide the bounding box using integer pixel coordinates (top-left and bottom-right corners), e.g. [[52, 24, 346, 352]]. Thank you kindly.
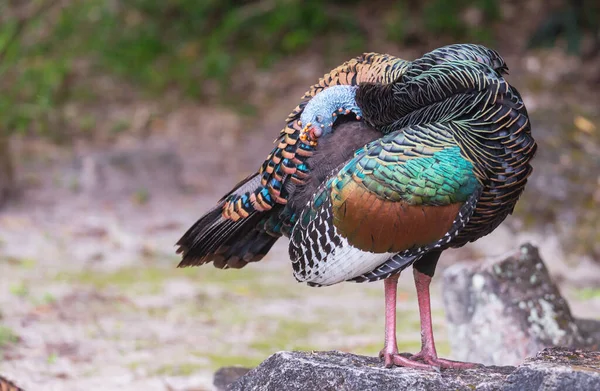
[[175, 43, 536, 371]]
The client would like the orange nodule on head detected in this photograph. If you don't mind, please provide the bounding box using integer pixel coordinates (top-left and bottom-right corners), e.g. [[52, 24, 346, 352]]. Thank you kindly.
[[300, 123, 322, 144]]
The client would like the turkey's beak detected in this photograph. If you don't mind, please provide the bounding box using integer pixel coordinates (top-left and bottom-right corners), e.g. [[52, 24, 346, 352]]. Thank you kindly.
[[300, 124, 320, 146], [309, 126, 322, 139]]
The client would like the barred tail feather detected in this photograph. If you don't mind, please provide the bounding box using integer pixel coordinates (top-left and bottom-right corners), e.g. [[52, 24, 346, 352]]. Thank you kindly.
[[176, 174, 281, 269]]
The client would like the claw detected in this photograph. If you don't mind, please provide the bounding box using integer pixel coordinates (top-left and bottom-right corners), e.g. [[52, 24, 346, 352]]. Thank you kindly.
[[407, 351, 480, 369], [379, 351, 439, 371]]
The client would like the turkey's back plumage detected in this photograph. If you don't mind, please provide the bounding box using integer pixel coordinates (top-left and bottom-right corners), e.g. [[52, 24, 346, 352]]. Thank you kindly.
[[290, 59, 536, 285], [374, 61, 536, 248], [177, 44, 535, 284], [357, 74, 535, 283]]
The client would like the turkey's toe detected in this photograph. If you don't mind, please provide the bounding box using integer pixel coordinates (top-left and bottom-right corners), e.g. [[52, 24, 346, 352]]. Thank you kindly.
[[379, 351, 439, 371], [408, 352, 480, 369]]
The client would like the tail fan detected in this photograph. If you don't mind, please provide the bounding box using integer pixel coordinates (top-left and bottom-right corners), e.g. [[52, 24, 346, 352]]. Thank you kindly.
[[176, 173, 281, 269]]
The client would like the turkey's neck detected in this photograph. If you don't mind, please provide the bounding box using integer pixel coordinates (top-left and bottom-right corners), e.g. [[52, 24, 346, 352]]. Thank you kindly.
[[355, 82, 400, 130]]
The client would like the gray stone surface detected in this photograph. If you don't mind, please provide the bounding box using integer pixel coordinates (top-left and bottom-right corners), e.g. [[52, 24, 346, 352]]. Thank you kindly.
[[442, 243, 588, 365], [502, 348, 600, 391], [577, 318, 600, 350], [226, 351, 515, 391], [214, 367, 252, 391], [223, 348, 600, 391]]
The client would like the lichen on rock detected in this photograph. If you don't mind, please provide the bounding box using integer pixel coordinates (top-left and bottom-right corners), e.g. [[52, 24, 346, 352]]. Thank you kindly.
[[442, 243, 589, 365]]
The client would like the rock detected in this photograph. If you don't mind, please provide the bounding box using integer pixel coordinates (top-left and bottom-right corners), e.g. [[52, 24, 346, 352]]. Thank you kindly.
[[227, 351, 514, 391], [502, 347, 600, 391], [222, 348, 600, 391], [213, 367, 252, 391], [442, 243, 587, 366], [576, 318, 600, 350]]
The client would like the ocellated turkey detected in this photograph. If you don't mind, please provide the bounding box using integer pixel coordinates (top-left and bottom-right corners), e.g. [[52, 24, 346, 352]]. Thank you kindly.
[[176, 44, 537, 370]]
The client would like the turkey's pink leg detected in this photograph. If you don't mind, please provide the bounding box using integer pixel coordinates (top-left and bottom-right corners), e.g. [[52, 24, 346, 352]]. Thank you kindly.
[[410, 269, 479, 369], [379, 274, 435, 371]]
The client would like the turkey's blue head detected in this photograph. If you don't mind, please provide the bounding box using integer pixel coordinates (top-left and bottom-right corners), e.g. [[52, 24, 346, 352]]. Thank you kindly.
[[299, 85, 362, 144]]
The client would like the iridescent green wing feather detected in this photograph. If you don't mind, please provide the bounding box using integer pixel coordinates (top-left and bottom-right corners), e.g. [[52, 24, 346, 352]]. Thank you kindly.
[[329, 129, 480, 249], [291, 56, 532, 284], [290, 123, 482, 282]]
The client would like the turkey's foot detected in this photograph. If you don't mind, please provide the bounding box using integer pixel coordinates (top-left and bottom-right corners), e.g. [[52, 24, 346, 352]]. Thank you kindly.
[[378, 348, 438, 371], [408, 350, 480, 369]]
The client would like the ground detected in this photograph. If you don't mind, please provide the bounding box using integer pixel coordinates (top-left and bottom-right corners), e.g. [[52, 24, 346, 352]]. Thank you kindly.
[[1, 47, 600, 390]]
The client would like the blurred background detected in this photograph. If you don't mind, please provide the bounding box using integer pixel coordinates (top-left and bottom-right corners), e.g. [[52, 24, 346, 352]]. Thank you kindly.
[[0, 0, 599, 389]]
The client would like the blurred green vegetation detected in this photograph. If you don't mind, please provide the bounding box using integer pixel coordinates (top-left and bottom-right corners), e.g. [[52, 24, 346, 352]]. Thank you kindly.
[[527, 0, 600, 55], [0, 324, 18, 356], [0, 0, 362, 138], [0, 0, 597, 139]]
